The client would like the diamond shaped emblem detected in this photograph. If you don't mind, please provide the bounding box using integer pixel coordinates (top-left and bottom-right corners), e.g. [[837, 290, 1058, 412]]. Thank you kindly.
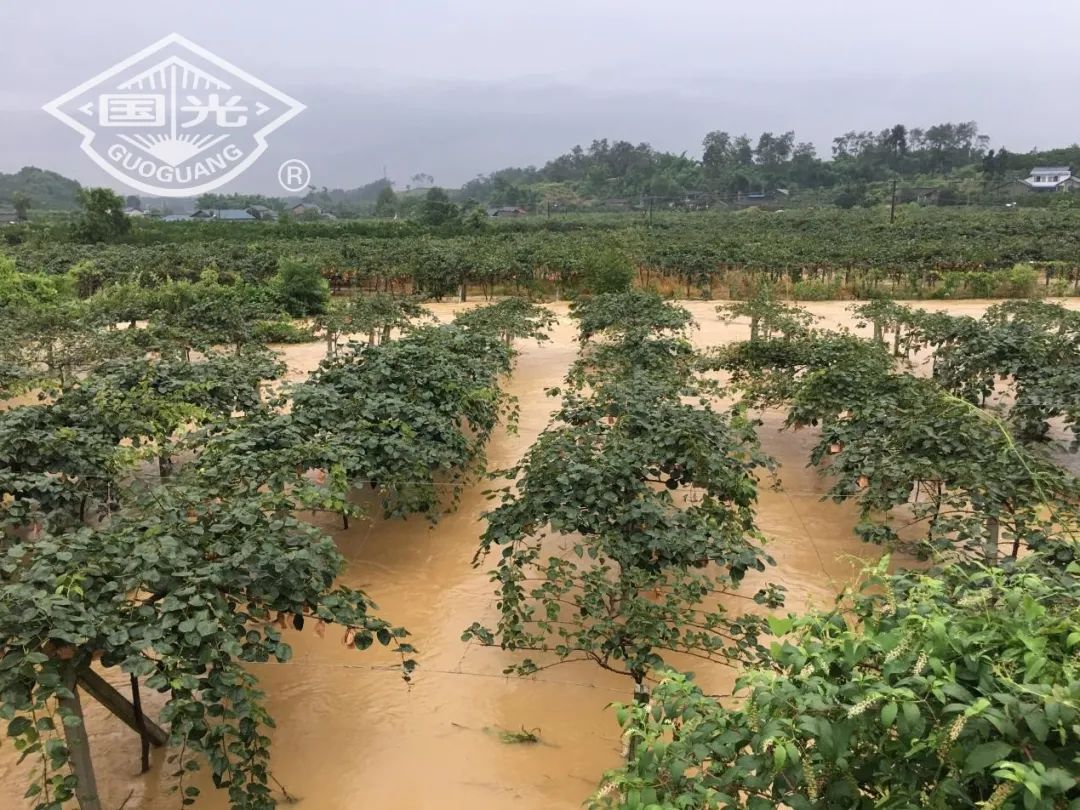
[[44, 33, 305, 197]]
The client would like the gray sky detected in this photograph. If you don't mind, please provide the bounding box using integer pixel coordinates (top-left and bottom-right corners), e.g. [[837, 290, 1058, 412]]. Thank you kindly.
[[1, 1, 1077, 194]]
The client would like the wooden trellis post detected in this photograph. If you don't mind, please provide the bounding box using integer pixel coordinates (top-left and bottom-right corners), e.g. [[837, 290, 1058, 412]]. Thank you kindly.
[[60, 666, 102, 810], [56, 664, 170, 810], [76, 667, 168, 747]]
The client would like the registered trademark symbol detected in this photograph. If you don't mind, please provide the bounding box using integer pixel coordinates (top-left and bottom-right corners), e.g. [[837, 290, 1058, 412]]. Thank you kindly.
[[278, 158, 311, 193]]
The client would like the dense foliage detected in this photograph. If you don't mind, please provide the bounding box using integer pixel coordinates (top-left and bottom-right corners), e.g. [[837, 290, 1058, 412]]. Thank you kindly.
[[466, 292, 782, 698], [3, 199, 1079, 810], [596, 552, 1080, 809], [714, 319, 1079, 562], [0, 167, 83, 212], [603, 296, 1080, 809], [459, 120, 1063, 205], [6, 207, 1080, 306], [0, 290, 540, 807]]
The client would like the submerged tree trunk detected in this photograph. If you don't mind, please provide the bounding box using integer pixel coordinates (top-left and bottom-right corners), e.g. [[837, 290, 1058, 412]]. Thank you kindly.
[[985, 516, 1000, 564], [1010, 517, 1025, 559]]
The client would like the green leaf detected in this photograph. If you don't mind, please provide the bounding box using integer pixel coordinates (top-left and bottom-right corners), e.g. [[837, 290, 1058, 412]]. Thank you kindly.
[[767, 616, 794, 636], [964, 742, 1013, 775], [1024, 712, 1049, 743], [881, 702, 897, 728], [900, 702, 920, 731]]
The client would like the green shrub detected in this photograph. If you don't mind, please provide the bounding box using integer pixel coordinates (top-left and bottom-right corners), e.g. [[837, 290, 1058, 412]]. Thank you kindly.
[[1050, 278, 1070, 297], [793, 278, 843, 301], [0, 253, 64, 314], [966, 271, 996, 298], [995, 264, 1039, 298], [599, 552, 1080, 809], [275, 257, 329, 316], [584, 247, 634, 294], [834, 189, 860, 209], [253, 318, 316, 344]]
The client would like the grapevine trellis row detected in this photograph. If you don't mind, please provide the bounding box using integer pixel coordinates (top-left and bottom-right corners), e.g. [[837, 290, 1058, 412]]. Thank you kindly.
[[0, 298, 554, 809], [6, 208, 1080, 304], [466, 291, 785, 708], [2, 267, 1080, 809], [596, 296, 1080, 809]]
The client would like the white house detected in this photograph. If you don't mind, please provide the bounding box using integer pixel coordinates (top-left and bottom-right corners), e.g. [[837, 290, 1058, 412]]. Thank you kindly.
[[1019, 166, 1080, 191]]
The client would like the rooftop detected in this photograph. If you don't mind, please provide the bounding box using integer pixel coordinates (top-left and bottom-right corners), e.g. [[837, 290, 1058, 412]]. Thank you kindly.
[[215, 209, 257, 221]]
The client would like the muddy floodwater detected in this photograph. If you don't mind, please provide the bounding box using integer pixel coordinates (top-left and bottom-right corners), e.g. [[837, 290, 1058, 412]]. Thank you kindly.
[[1, 299, 1076, 809]]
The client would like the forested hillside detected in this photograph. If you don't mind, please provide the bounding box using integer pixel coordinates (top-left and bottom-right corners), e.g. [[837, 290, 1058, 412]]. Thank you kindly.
[[460, 121, 1080, 207], [0, 167, 82, 212]]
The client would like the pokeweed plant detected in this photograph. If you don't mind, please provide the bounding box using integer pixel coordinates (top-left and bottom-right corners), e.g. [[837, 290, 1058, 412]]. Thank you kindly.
[[594, 550, 1080, 810]]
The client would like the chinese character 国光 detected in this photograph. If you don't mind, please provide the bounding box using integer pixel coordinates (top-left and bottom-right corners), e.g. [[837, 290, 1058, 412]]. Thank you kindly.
[[180, 93, 249, 128]]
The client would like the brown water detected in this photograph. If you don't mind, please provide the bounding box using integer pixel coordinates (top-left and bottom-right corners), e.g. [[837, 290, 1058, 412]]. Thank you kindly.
[[1, 299, 1077, 809]]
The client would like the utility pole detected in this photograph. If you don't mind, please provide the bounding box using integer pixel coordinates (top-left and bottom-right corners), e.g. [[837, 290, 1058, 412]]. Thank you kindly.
[[647, 196, 654, 227], [890, 179, 898, 223]]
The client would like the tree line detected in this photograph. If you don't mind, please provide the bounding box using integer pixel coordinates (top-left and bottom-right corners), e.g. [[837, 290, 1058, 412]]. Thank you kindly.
[[459, 121, 1080, 205], [9, 119, 1080, 219]]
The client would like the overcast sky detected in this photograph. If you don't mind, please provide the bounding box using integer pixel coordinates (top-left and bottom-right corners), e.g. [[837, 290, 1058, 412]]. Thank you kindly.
[[1, 1, 1077, 194]]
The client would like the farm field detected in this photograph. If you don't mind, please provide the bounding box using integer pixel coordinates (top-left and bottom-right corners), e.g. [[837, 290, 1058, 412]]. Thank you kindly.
[[1, 298, 1076, 809], [8, 6, 1080, 806], [6, 207, 1080, 302]]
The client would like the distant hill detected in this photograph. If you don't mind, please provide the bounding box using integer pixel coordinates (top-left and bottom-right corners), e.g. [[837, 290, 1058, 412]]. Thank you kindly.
[[0, 166, 82, 211]]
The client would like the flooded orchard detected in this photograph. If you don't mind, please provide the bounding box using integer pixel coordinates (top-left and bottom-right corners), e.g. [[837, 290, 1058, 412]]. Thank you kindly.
[[1, 299, 1072, 810]]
